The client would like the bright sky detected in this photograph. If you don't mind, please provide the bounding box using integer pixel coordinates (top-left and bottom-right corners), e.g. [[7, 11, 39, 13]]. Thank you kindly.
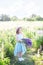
[[0, 0, 43, 18]]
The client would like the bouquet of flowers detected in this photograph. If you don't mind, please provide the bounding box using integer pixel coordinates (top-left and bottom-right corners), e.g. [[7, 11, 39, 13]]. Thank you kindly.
[[22, 38, 32, 47]]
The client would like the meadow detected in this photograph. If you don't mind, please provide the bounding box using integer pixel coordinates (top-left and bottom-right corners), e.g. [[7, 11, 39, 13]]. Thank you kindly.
[[0, 21, 43, 65]]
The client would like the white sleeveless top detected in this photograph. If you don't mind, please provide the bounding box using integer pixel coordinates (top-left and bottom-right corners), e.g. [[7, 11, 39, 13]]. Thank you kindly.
[[16, 33, 23, 41]]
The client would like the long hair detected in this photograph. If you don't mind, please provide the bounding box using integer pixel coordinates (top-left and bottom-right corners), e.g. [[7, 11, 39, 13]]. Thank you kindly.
[[16, 27, 22, 34]]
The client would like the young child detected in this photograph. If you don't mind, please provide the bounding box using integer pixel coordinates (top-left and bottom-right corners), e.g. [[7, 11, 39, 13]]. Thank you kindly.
[[14, 27, 26, 61]]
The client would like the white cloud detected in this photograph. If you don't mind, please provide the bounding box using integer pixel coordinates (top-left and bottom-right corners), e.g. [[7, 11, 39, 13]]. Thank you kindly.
[[0, 0, 42, 18]]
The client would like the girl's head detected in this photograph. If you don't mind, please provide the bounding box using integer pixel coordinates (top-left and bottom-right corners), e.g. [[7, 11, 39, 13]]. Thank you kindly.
[[16, 27, 22, 34]]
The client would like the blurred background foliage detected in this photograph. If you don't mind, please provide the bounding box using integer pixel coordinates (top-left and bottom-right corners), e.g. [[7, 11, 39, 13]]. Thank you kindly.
[[0, 27, 43, 65], [0, 14, 43, 21]]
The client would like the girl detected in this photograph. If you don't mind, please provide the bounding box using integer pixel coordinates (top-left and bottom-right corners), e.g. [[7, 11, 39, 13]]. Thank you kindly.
[[14, 27, 26, 61]]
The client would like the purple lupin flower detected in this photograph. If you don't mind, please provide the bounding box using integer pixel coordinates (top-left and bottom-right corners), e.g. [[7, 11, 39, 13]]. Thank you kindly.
[[22, 38, 32, 47]]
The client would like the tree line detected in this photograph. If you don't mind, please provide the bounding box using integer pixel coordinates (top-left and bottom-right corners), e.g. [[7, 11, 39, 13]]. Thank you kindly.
[[0, 14, 43, 21]]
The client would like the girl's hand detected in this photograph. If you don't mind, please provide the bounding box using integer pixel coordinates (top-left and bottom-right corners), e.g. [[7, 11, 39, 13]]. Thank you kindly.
[[18, 39, 23, 42]]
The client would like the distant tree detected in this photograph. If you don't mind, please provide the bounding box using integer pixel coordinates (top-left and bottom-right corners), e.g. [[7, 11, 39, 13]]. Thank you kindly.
[[31, 14, 43, 21], [31, 14, 36, 18], [0, 14, 43, 21], [23, 14, 43, 21], [36, 16, 43, 21], [23, 17, 28, 21], [26, 18, 33, 21], [0, 14, 10, 21], [11, 16, 18, 21]]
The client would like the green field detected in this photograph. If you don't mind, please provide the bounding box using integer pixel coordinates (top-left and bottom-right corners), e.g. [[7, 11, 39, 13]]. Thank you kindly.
[[0, 21, 43, 65]]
